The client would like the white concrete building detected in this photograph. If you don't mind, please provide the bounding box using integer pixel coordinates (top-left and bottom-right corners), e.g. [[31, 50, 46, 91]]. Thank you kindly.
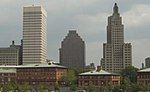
[[23, 5, 47, 64]]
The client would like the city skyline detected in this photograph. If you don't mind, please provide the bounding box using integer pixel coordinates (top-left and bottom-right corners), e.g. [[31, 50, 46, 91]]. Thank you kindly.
[[0, 0, 150, 68]]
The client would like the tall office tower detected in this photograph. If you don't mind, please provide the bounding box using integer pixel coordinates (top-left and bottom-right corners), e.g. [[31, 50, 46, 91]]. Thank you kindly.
[[101, 3, 132, 73], [23, 5, 47, 64], [59, 30, 85, 69], [145, 57, 150, 68]]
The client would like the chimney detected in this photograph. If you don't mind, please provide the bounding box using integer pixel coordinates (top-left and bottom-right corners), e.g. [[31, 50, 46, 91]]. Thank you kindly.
[[97, 66, 102, 72], [142, 63, 144, 69], [12, 40, 15, 45]]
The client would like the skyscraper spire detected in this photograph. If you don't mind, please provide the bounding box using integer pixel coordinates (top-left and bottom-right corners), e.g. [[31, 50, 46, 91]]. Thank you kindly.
[[113, 3, 119, 14]]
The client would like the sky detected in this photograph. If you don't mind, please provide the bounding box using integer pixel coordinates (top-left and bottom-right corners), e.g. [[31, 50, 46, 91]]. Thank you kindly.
[[0, 0, 150, 68]]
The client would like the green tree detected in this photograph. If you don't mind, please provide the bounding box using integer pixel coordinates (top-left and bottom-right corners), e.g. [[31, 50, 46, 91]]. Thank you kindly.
[[38, 84, 48, 92], [18, 83, 31, 92], [60, 69, 77, 86], [112, 85, 121, 92], [70, 84, 77, 91], [67, 69, 77, 85], [121, 66, 138, 83], [86, 82, 96, 92], [60, 75, 69, 85], [146, 84, 150, 91], [131, 83, 142, 92], [54, 82, 60, 91], [0, 84, 2, 91], [106, 85, 114, 92], [2, 82, 17, 91]]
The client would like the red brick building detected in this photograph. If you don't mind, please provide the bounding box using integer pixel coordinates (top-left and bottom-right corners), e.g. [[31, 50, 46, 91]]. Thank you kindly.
[[137, 68, 150, 85], [78, 67, 120, 87], [0, 68, 16, 84], [0, 63, 67, 86]]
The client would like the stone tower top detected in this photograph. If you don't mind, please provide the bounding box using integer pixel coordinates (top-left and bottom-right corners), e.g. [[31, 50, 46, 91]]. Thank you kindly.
[[113, 3, 119, 14]]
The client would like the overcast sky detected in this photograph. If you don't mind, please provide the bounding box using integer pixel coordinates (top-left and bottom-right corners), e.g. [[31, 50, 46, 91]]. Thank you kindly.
[[0, 0, 150, 68]]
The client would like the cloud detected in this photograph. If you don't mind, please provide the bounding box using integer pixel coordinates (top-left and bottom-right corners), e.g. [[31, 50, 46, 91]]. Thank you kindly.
[[86, 41, 102, 65], [131, 39, 150, 68], [74, 13, 108, 35], [123, 4, 150, 28], [0, 0, 17, 4]]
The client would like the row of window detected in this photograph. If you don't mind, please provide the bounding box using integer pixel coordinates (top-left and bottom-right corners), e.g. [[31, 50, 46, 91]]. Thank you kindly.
[[79, 76, 119, 79]]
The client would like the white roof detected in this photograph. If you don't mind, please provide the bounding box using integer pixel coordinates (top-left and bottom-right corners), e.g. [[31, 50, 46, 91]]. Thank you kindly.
[[138, 68, 150, 72], [0, 68, 16, 73], [0, 63, 67, 69], [79, 70, 118, 76]]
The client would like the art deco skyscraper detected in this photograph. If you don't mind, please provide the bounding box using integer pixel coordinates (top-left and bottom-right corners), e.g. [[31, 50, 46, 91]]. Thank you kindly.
[[23, 5, 47, 64], [101, 3, 132, 73], [59, 30, 85, 69]]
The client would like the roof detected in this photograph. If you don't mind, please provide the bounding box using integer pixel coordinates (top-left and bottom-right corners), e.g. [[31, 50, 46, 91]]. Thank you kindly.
[[0, 68, 16, 73], [138, 68, 150, 73], [23, 5, 47, 17], [79, 69, 119, 76], [0, 63, 67, 69]]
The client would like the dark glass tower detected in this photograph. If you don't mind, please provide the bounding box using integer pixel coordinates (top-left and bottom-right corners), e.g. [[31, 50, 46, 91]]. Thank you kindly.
[[59, 30, 85, 69]]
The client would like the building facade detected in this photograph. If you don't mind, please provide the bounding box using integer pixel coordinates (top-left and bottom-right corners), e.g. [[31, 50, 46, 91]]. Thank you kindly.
[[23, 5, 47, 64], [0, 41, 22, 65], [0, 69, 16, 84], [137, 68, 150, 85], [59, 30, 85, 69], [145, 57, 150, 68], [78, 66, 120, 87], [101, 3, 132, 73], [0, 63, 67, 86]]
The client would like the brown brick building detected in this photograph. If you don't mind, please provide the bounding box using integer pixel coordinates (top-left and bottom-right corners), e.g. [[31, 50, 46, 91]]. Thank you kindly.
[[0, 68, 16, 84], [59, 30, 85, 69], [137, 68, 150, 85], [0, 63, 67, 86], [78, 66, 120, 87]]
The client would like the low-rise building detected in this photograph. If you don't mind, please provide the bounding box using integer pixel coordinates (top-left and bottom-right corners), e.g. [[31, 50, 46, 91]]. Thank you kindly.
[[78, 66, 120, 87], [137, 68, 150, 85], [0, 68, 16, 84], [0, 63, 67, 86], [0, 41, 22, 65]]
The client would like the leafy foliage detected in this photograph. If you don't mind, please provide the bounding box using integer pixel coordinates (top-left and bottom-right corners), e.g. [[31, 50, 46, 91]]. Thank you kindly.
[[121, 66, 138, 83], [86, 82, 96, 92], [60, 69, 77, 86]]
